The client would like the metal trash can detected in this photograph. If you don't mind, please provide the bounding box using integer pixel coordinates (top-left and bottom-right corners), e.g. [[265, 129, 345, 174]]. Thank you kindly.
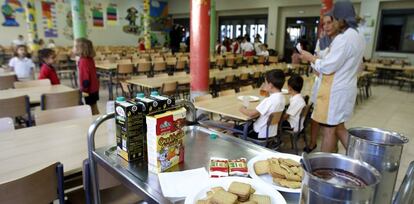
[[300, 153, 381, 204], [347, 127, 409, 204]]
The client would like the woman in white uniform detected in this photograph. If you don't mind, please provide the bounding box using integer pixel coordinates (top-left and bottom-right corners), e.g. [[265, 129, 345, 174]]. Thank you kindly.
[[300, 0, 365, 152], [304, 13, 338, 153]]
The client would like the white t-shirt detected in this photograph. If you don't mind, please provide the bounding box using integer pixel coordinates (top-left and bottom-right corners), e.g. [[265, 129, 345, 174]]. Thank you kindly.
[[254, 92, 286, 138], [254, 42, 262, 54], [258, 50, 269, 57], [8, 57, 35, 79], [241, 42, 254, 52], [12, 39, 26, 46], [286, 94, 306, 132], [215, 45, 226, 55]]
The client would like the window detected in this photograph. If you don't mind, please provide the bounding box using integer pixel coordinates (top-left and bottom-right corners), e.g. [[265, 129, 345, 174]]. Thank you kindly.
[[218, 15, 268, 43], [376, 9, 414, 53]]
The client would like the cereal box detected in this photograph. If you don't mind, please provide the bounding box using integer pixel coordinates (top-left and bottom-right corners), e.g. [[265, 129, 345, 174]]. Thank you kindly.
[[146, 107, 186, 173]]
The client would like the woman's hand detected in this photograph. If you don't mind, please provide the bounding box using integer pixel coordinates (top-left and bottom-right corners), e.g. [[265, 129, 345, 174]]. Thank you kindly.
[[299, 50, 317, 63]]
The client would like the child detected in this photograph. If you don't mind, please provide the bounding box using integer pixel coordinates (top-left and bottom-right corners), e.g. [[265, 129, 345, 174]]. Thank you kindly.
[[38, 48, 60, 85], [8, 45, 35, 81], [258, 44, 270, 60], [215, 40, 226, 55], [282, 74, 306, 132], [74, 38, 100, 115], [47, 39, 56, 49], [237, 69, 286, 139], [138, 38, 145, 51]]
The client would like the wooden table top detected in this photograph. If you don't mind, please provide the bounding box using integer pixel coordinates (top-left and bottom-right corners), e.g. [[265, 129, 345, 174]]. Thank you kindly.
[[96, 63, 117, 70], [0, 116, 113, 184], [0, 85, 74, 103], [376, 65, 414, 71], [127, 66, 279, 89], [0, 70, 15, 77], [194, 84, 312, 121]]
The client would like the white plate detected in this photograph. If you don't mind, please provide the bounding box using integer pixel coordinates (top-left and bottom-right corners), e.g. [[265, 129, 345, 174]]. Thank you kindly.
[[247, 152, 302, 193], [237, 95, 260, 102], [185, 177, 286, 204]]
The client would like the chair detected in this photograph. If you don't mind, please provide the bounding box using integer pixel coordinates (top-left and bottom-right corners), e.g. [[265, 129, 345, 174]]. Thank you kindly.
[[226, 57, 235, 68], [40, 90, 82, 110], [120, 81, 133, 98], [219, 75, 236, 91], [153, 61, 167, 73], [14, 79, 51, 89], [246, 110, 285, 148], [35, 105, 92, 125], [79, 160, 142, 204], [115, 64, 134, 94], [257, 56, 265, 64], [239, 73, 251, 87], [218, 89, 236, 97], [268, 56, 278, 64], [0, 74, 17, 90], [282, 102, 313, 155], [137, 62, 151, 75], [216, 58, 225, 69], [116, 59, 132, 64], [160, 81, 178, 98], [0, 162, 64, 204], [240, 85, 253, 92], [246, 56, 254, 65], [176, 60, 186, 71], [235, 56, 243, 66], [0, 95, 32, 126], [0, 117, 14, 132]]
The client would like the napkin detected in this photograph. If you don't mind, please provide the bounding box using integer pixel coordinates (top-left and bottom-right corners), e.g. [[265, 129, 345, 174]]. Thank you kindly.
[[158, 168, 209, 198]]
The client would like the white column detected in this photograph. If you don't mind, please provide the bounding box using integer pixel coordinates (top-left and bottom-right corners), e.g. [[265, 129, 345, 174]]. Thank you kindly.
[[360, 0, 380, 59], [267, 2, 278, 50]]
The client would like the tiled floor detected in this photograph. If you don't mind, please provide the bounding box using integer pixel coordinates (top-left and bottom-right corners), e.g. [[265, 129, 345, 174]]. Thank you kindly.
[[64, 79, 414, 193]]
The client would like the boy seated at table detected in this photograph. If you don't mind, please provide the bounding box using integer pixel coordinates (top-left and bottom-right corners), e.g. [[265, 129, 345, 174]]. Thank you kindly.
[[237, 69, 286, 139], [281, 74, 306, 132]]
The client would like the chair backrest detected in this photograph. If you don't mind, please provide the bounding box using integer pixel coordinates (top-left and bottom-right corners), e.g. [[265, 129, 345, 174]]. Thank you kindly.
[[257, 56, 265, 64], [298, 103, 313, 132], [40, 90, 81, 110], [161, 81, 178, 96], [235, 56, 243, 64], [0, 74, 17, 90], [120, 82, 132, 98], [218, 89, 236, 96], [226, 58, 235, 66], [268, 56, 278, 63], [224, 75, 235, 83], [194, 94, 213, 102], [0, 117, 14, 132], [247, 56, 254, 64], [216, 58, 225, 67], [137, 62, 151, 72], [176, 60, 186, 70], [239, 73, 249, 81], [0, 162, 64, 204], [0, 95, 31, 126], [240, 85, 253, 92], [154, 62, 166, 71], [35, 105, 91, 125], [117, 64, 134, 74], [266, 110, 284, 138], [14, 79, 51, 89]]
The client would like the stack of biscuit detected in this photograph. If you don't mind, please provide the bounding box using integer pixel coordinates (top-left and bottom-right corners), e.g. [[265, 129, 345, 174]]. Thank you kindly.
[[254, 157, 303, 189], [196, 181, 271, 204]]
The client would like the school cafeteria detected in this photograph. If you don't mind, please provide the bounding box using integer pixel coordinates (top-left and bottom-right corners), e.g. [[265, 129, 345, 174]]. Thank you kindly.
[[0, 0, 413, 203]]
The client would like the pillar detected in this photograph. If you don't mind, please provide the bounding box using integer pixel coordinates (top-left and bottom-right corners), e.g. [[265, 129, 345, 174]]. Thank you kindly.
[[360, 0, 380, 59], [267, 3, 278, 50], [25, 0, 39, 52], [143, 0, 151, 49], [209, 0, 216, 54], [71, 0, 87, 39], [190, 0, 210, 99]]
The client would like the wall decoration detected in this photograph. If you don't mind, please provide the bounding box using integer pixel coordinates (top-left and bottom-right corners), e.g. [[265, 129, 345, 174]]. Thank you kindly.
[[41, 1, 58, 37], [26, 0, 39, 51], [91, 3, 104, 27], [149, 0, 171, 32], [123, 7, 143, 35], [106, 3, 117, 26], [63, 9, 73, 40], [1, 0, 24, 27]]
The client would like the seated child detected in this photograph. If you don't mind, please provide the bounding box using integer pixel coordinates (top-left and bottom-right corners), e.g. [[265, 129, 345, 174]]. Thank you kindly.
[[38, 48, 60, 85], [282, 74, 306, 132], [237, 69, 286, 139], [8, 45, 35, 80]]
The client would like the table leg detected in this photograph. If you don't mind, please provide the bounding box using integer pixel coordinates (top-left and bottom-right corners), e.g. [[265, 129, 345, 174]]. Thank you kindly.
[[108, 72, 114, 100]]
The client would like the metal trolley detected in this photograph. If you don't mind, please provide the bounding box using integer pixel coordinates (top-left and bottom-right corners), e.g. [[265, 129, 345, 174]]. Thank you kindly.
[[87, 100, 299, 204]]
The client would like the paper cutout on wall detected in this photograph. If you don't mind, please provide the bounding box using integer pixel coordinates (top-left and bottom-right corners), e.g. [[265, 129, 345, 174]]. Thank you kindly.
[[107, 3, 117, 26], [91, 4, 104, 27], [1, 0, 24, 27], [149, 0, 171, 32], [41, 1, 58, 37], [123, 7, 143, 35]]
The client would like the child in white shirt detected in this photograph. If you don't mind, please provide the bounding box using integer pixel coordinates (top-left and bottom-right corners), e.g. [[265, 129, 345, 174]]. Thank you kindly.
[[282, 74, 306, 132], [237, 70, 286, 139], [8, 45, 35, 80]]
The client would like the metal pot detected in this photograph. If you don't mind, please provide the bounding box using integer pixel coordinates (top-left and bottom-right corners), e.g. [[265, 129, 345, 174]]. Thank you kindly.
[[347, 127, 409, 204], [300, 152, 381, 204]]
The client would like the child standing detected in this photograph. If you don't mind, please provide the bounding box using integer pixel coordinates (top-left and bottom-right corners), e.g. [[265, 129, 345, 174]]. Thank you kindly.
[[8, 45, 35, 81], [74, 38, 100, 115], [138, 38, 146, 51], [282, 74, 306, 132], [38, 48, 60, 85], [237, 69, 286, 139]]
